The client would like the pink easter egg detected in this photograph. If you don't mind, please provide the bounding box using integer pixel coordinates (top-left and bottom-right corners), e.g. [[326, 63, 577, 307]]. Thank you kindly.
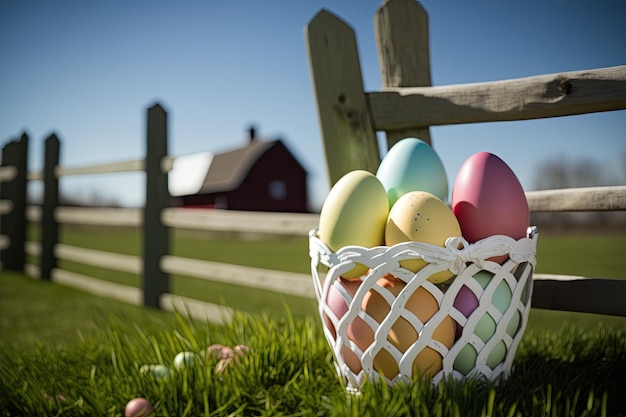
[[125, 397, 154, 417], [324, 277, 366, 374], [451, 152, 529, 262], [324, 277, 362, 339]]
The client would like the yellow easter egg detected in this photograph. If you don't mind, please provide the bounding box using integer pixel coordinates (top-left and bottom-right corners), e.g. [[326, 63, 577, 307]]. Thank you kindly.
[[319, 170, 389, 278], [385, 191, 462, 283]]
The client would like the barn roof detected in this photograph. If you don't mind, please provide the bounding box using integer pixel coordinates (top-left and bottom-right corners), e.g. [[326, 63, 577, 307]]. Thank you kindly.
[[197, 139, 278, 194]]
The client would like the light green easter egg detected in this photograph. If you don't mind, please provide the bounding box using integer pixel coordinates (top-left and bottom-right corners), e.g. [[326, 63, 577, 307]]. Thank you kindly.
[[453, 344, 477, 375]]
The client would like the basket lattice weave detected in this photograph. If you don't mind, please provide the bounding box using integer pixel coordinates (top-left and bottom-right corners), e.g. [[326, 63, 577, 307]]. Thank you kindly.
[[309, 227, 538, 390]]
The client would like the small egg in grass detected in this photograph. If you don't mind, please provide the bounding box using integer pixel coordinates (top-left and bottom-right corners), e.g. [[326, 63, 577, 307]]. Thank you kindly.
[[174, 351, 199, 370], [125, 397, 154, 417], [139, 364, 171, 380]]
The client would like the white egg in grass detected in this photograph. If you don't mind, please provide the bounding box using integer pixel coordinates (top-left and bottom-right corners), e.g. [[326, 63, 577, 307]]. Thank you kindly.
[[174, 351, 199, 370]]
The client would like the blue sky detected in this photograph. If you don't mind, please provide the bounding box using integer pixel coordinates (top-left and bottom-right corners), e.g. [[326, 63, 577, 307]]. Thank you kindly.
[[1, 0, 625, 209]]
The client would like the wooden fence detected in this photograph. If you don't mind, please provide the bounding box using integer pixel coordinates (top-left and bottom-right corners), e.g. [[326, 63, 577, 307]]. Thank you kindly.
[[304, 0, 626, 316], [0, 104, 319, 324], [2, 0, 626, 322]]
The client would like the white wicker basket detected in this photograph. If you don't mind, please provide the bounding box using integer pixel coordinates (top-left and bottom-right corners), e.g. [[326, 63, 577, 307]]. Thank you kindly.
[[309, 227, 538, 390]]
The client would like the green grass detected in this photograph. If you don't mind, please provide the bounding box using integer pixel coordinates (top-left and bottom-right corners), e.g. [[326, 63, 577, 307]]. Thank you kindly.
[[535, 234, 626, 278], [0, 271, 184, 351], [6, 226, 625, 415], [1, 272, 625, 416]]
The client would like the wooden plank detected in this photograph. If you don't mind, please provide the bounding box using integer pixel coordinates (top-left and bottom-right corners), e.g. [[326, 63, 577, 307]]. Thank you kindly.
[[55, 244, 142, 274], [162, 208, 319, 236], [374, 0, 432, 147], [0, 235, 9, 251], [56, 158, 145, 177], [532, 273, 626, 316], [161, 255, 315, 299], [368, 65, 626, 130], [27, 157, 173, 181], [25, 240, 40, 256], [526, 185, 626, 212], [41, 134, 60, 280], [0, 200, 12, 215], [26, 170, 42, 181], [55, 207, 142, 226], [305, 9, 380, 186], [0, 165, 17, 182], [143, 103, 170, 308], [25, 263, 39, 278], [26, 205, 41, 222], [52, 268, 143, 305], [159, 293, 234, 324]]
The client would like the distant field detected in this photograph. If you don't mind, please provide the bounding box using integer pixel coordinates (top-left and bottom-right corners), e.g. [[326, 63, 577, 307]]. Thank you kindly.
[[25, 224, 626, 326]]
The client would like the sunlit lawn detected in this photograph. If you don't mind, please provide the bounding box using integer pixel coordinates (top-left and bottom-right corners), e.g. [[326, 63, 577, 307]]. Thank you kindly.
[[3, 226, 626, 416]]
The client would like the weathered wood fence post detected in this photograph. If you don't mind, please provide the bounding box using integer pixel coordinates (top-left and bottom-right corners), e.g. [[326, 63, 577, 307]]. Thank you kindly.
[[305, 10, 380, 186], [375, 0, 433, 147], [40, 134, 60, 281], [0, 133, 28, 271], [142, 103, 170, 308]]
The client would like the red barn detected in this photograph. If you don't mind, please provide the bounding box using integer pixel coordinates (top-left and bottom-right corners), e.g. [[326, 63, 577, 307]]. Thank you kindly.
[[169, 128, 309, 212]]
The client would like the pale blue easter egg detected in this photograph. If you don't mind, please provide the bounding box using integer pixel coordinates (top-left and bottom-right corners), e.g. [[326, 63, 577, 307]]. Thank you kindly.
[[376, 138, 448, 206]]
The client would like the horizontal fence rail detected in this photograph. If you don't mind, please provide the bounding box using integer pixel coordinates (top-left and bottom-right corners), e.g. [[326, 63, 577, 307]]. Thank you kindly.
[[26, 157, 173, 181], [0, 200, 12, 215], [525, 185, 626, 212], [57, 207, 142, 227], [162, 207, 319, 235], [368, 65, 626, 130], [161, 255, 314, 299], [0, 165, 17, 182], [532, 274, 626, 317], [55, 244, 142, 275], [0, 236, 9, 251]]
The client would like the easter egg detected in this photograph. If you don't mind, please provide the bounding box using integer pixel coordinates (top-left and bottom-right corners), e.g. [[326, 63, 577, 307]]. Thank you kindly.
[[324, 277, 366, 374], [325, 277, 362, 339], [452, 271, 517, 374], [452, 284, 479, 339], [451, 152, 529, 263], [318, 170, 389, 278], [361, 274, 455, 378], [376, 138, 449, 206], [125, 397, 154, 417], [385, 191, 462, 283], [173, 351, 198, 370], [139, 364, 171, 380]]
